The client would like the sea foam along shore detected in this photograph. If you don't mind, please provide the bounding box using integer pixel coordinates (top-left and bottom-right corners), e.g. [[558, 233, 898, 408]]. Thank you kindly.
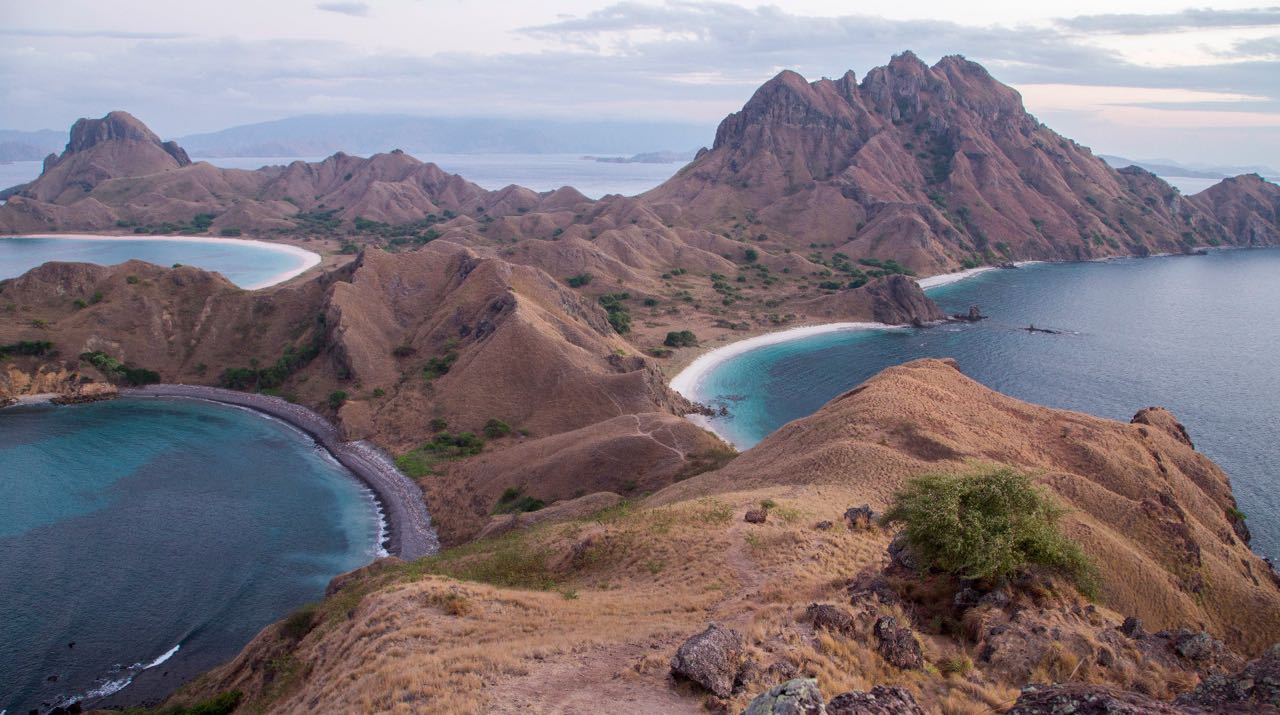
[[120, 384, 440, 559], [669, 322, 899, 448], [0, 233, 321, 289]]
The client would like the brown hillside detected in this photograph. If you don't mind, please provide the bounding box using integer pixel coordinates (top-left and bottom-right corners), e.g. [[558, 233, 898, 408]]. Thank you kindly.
[[167, 361, 1280, 714], [645, 53, 1280, 273], [657, 358, 1280, 654]]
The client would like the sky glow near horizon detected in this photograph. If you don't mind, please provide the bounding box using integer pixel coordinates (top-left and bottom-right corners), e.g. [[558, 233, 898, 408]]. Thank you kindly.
[[2, 0, 1278, 166]]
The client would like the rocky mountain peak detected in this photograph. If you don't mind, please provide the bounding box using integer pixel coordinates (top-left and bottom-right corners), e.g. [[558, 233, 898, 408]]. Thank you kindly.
[[65, 111, 191, 166]]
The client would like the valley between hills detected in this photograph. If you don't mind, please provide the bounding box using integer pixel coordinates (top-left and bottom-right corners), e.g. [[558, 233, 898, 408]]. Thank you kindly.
[[4, 52, 1280, 714]]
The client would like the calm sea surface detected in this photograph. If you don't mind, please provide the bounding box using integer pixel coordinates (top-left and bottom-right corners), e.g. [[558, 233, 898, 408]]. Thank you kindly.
[[0, 237, 311, 289], [691, 249, 1280, 558], [0, 398, 381, 713]]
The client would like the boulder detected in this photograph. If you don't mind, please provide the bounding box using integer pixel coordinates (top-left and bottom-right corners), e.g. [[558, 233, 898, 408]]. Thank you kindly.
[[843, 505, 875, 530], [1176, 643, 1280, 710], [745, 509, 768, 524], [827, 686, 924, 715], [1172, 630, 1221, 662], [671, 624, 746, 697], [1007, 684, 1188, 714], [873, 616, 923, 670], [803, 603, 855, 635], [740, 678, 825, 715], [847, 573, 901, 608], [1120, 616, 1145, 638], [887, 534, 921, 571]]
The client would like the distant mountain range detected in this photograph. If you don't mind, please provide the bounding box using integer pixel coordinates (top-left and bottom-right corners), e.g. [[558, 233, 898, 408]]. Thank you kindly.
[[173, 115, 713, 158], [1101, 154, 1280, 182], [0, 129, 65, 161], [586, 150, 699, 164], [0, 115, 713, 161]]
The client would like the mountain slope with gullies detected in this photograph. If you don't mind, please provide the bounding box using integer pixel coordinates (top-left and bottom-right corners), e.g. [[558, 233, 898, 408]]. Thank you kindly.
[[644, 52, 1280, 274]]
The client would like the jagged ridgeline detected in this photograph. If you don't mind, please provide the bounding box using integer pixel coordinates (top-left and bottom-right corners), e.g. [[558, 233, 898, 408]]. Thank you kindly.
[[2, 51, 1280, 714]]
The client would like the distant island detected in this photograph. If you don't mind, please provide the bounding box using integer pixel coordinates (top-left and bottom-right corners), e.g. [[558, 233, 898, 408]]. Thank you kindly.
[[584, 149, 699, 164]]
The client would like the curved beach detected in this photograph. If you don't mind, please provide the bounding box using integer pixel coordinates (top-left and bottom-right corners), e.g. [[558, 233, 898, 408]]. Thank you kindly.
[[120, 384, 439, 559], [669, 265, 1006, 446], [0, 233, 321, 289]]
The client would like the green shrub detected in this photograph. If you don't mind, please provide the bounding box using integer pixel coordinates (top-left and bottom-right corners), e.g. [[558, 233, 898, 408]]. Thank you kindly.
[[280, 604, 317, 641], [218, 335, 323, 391], [744, 248, 758, 263], [565, 272, 593, 288], [0, 340, 53, 358], [423, 431, 485, 457], [328, 390, 348, 409], [483, 418, 512, 439], [422, 352, 458, 381], [79, 351, 160, 385], [882, 466, 1098, 596], [219, 227, 242, 237], [493, 487, 546, 515], [126, 275, 141, 284], [663, 330, 698, 348], [430, 417, 448, 431], [598, 292, 631, 334]]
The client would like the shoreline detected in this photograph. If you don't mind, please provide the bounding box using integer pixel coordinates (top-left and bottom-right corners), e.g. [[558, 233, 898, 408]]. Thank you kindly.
[[120, 384, 439, 560], [668, 258, 1043, 446], [669, 322, 904, 448], [0, 232, 322, 289]]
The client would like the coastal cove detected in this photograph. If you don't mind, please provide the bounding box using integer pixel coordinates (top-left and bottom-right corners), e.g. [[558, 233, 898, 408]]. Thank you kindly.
[[674, 248, 1280, 559], [0, 396, 397, 713], [0, 234, 321, 289]]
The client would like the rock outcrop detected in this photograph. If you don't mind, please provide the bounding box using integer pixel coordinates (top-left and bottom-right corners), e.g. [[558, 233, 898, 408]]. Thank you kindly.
[[740, 679, 825, 715], [827, 687, 924, 715], [1177, 643, 1280, 711], [671, 624, 747, 697], [1007, 684, 1188, 714]]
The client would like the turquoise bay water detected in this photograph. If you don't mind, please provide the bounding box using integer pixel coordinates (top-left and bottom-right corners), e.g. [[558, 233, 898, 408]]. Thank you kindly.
[[0, 398, 381, 713], [692, 249, 1280, 558], [0, 237, 311, 289]]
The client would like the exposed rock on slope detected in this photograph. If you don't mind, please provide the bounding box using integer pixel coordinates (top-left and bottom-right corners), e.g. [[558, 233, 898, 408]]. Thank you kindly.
[[645, 53, 1280, 274], [658, 359, 1280, 654], [28, 111, 190, 205]]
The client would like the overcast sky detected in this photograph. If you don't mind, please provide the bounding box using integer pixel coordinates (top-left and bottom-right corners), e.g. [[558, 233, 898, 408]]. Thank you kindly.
[[3, 0, 1279, 166]]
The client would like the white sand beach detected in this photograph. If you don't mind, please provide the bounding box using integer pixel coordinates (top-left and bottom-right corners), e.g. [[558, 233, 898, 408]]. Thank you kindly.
[[0, 233, 321, 289]]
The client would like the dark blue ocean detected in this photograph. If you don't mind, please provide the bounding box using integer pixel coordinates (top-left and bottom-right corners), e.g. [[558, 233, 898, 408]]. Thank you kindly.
[[691, 249, 1280, 558], [0, 398, 381, 713]]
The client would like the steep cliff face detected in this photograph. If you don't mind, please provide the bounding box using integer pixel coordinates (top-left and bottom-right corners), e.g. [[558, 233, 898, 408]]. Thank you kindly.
[[646, 53, 1280, 274]]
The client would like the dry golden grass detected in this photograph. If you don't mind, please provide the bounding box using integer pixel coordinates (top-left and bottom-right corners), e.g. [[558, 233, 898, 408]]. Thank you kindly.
[[172, 482, 1226, 714]]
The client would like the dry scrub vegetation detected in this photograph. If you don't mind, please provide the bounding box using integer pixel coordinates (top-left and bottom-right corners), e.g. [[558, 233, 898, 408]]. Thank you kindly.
[[170, 481, 1170, 715]]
